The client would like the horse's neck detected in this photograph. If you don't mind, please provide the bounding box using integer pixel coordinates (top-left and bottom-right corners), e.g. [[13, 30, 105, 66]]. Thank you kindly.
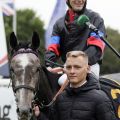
[[36, 66, 61, 104], [42, 66, 61, 93], [36, 67, 54, 103]]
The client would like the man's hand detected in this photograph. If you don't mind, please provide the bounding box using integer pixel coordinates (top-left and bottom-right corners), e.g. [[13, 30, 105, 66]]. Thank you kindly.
[[45, 51, 58, 67], [33, 105, 40, 117]]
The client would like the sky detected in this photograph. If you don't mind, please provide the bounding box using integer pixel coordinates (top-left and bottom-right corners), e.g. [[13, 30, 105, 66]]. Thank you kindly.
[[15, 0, 120, 31]]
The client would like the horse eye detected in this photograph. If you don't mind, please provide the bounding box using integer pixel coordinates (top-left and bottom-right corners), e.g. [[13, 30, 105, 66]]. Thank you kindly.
[[31, 68, 36, 73], [32, 67, 39, 73], [10, 68, 15, 78], [36, 68, 40, 72], [10, 67, 14, 73]]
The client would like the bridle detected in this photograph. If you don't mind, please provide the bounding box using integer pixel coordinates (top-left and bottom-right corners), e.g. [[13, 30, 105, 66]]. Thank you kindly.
[[10, 48, 40, 94], [13, 85, 35, 93]]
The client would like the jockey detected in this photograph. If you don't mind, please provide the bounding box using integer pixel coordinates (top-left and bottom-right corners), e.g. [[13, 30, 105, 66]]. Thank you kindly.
[[45, 0, 106, 85]]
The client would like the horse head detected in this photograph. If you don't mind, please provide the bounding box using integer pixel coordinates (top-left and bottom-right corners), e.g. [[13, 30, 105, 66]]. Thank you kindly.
[[10, 32, 61, 120], [10, 32, 40, 120]]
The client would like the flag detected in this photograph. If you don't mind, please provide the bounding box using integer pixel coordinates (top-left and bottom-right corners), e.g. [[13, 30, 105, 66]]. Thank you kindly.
[[0, 0, 14, 16], [0, 0, 16, 33], [45, 0, 67, 48], [0, 7, 9, 77]]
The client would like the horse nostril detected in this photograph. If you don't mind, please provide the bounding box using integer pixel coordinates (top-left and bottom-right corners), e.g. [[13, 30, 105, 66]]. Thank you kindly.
[[15, 98, 18, 102], [18, 107, 32, 115], [29, 108, 32, 113], [16, 108, 19, 113]]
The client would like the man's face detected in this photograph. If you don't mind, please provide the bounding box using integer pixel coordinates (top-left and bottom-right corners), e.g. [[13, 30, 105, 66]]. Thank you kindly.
[[69, 0, 86, 12], [65, 56, 89, 87]]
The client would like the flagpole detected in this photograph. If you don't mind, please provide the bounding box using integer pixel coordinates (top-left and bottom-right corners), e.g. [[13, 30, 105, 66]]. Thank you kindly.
[[0, 7, 10, 77], [13, 0, 16, 35]]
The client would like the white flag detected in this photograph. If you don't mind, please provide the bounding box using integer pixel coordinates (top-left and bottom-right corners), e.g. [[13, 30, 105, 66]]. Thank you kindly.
[[0, 8, 9, 77], [45, 0, 67, 48]]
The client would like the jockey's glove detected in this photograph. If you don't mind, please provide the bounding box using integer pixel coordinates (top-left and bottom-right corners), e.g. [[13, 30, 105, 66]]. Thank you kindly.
[[45, 51, 58, 68]]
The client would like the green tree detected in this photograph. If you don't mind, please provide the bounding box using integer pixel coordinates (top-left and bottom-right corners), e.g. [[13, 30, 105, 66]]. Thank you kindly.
[[4, 9, 45, 62], [101, 27, 120, 74]]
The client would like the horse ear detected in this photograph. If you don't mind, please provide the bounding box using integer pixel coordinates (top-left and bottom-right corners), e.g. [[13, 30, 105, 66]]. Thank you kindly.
[[10, 32, 18, 49], [31, 32, 40, 50]]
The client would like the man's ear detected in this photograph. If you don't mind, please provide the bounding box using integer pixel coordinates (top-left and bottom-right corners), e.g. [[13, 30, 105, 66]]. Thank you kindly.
[[63, 67, 66, 74], [87, 65, 90, 73]]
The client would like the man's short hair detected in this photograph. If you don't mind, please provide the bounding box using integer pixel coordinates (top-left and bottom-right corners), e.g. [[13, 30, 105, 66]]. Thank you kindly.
[[66, 51, 88, 64]]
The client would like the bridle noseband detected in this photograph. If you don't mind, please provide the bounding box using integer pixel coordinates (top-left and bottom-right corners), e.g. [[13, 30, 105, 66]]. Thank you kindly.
[[13, 85, 35, 93]]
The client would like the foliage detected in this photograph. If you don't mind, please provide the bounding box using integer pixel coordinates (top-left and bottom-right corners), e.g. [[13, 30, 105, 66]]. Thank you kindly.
[[4, 9, 45, 63], [101, 27, 120, 74]]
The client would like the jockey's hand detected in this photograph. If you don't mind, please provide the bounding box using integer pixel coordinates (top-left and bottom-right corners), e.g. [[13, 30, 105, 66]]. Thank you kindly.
[[47, 67, 63, 74], [33, 105, 40, 117]]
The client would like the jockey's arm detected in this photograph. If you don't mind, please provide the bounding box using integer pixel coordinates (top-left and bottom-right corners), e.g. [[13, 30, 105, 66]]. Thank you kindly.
[[47, 67, 63, 74]]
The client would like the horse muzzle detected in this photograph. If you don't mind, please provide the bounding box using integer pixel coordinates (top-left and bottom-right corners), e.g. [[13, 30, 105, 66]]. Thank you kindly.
[[17, 107, 32, 120]]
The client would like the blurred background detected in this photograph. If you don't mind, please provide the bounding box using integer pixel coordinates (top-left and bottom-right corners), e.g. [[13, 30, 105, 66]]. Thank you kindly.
[[0, 0, 120, 77], [0, 0, 120, 119]]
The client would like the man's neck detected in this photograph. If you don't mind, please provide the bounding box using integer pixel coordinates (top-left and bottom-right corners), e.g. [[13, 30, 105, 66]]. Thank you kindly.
[[70, 80, 87, 88]]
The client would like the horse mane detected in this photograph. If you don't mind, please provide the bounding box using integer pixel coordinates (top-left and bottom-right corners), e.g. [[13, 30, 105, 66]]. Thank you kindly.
[[42, 66, 61, 93]]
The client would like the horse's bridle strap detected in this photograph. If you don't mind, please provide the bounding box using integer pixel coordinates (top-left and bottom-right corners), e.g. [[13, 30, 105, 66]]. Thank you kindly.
[[53, 79, 69, 101], [14, 85, 35, 93], [38, 79, 69, 109]]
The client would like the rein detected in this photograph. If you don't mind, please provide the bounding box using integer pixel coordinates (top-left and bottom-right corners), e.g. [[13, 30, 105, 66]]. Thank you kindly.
[[45, 59, 64, 68], [33, 59, 68, 109], [33, 79, 69, 109]]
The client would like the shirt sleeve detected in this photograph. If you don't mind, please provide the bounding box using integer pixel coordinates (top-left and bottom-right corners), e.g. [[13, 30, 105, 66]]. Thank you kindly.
[[87, 31, 105, 53], [47, 21, 61, 56]]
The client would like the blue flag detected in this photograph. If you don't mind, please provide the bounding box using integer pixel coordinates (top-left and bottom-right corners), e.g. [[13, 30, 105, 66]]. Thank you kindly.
[[45, 0, 66, 48]]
